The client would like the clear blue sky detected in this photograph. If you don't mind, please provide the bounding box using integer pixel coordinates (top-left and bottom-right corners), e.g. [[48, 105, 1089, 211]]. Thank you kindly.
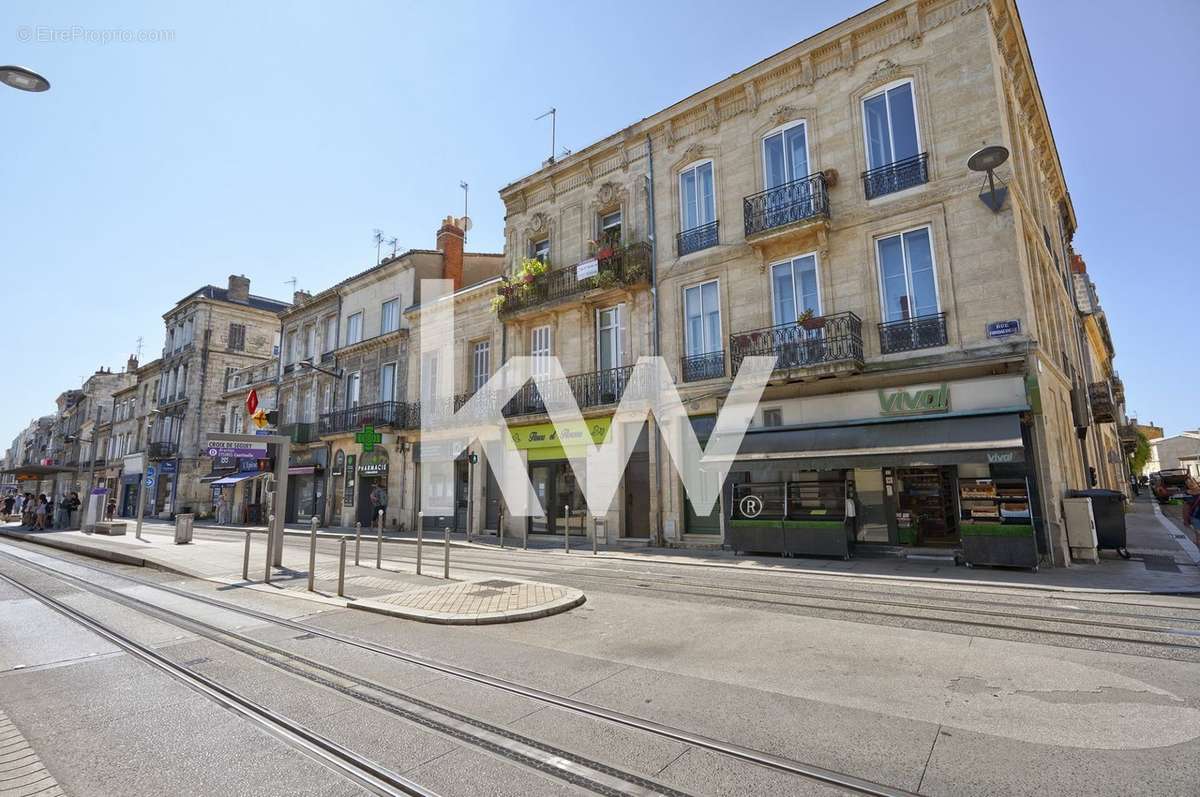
[[2, 1, 1197, 445]]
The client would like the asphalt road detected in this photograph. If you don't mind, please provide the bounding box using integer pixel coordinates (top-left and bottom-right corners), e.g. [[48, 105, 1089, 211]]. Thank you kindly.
[[1, 532, 1198, 796]]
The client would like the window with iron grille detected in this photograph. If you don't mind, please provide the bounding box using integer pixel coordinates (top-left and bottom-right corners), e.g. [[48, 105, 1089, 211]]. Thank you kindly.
[[472, 340, 491, 394], [762, 408, 783, 427]]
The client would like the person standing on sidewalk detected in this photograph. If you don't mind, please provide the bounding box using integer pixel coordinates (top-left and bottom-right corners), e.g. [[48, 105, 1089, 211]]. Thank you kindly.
[[33, 495, 47, 530]]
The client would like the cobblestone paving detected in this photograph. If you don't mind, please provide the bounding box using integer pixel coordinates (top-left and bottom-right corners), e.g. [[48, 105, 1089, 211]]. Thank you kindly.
[[372, 579, 568, 615], [0, 709, 64, 797]]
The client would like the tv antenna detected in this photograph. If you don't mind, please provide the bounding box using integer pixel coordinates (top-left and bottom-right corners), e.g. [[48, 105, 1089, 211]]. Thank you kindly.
[[535, 107, 556, 163], [459, 180, 469, 237], [387, 237, 399, 258], [373, 229, 385, 264], [135, 336, 144, 360], [284, 276, 298, 293]]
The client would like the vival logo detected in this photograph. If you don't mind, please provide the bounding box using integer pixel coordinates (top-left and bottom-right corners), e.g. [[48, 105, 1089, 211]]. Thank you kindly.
[[878, 384, 950, 416]]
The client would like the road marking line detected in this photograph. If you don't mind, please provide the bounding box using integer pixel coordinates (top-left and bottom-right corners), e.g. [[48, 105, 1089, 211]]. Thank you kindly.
[[1151, 503, 1200, 566]]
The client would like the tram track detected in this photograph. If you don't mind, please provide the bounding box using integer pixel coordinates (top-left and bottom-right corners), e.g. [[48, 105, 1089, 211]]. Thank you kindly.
[[0, 542, 919, 797]]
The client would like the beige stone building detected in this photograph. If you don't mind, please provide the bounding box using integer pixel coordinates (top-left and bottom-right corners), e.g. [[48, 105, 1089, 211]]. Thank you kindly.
[[149, 275, 288, 516], [212, 359, 278, 524], [318, 217, 504, 530], [493, 0, 1110, 566]]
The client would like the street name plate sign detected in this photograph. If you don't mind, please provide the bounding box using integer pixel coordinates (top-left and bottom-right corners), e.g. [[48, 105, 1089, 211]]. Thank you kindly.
[[206, 438, 268, 459], [986, 319, 1021, 339]]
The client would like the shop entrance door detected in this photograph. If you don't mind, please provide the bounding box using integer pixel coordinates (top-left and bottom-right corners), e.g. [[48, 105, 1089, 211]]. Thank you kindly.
[[528, 461, 584, 535], [530, 464, 552, 534], [623, 454, 650, 538], [454, 460, 469, 533], [895, 466, 958, 546]]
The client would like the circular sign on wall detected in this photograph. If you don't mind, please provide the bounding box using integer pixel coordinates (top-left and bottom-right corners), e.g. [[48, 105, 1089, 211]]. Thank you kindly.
[[739, 494, 763, 519]]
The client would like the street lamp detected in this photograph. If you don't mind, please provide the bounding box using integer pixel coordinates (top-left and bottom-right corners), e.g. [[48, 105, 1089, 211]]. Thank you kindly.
[[0, 66, 50, 93], [297, 359, 343, 379]]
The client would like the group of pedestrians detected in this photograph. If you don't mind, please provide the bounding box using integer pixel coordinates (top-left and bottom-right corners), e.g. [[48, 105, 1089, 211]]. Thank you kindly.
[[4, 490, 81, 530]]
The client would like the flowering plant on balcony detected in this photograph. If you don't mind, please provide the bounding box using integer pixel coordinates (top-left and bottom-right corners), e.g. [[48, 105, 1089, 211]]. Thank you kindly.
[[491, 257, 549, 314]]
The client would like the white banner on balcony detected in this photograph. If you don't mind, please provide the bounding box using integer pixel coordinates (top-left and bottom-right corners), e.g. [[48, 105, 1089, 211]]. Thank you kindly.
[[576, 258, 598, 280], [123, 452, 146, 476]]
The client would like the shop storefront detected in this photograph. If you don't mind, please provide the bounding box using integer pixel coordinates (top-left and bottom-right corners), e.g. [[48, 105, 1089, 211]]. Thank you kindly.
[[119, 473, 140, 518], [208, 458, 271, 525], [356, 449, 389, 527], [718, 375, 1040, 560], [285, 447, 327, 524]]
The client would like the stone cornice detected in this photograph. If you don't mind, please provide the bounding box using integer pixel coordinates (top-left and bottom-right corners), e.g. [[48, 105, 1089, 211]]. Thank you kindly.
[[501, 0, 988, 211]]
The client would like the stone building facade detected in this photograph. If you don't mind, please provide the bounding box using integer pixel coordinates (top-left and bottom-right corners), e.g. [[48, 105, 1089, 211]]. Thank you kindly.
[[493, 0, 1110, 566], [149, 275, 288, 516]]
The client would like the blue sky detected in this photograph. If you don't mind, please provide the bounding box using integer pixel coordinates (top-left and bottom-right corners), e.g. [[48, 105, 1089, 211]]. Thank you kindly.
[[2, 0, 1197, 444]]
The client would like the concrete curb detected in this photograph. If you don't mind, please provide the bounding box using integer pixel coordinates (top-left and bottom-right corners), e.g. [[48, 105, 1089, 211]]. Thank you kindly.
[[0, 527, 587, 624]]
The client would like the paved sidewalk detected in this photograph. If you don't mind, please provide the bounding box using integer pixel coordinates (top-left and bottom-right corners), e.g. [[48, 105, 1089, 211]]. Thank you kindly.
[[0, 524, 584, 625]]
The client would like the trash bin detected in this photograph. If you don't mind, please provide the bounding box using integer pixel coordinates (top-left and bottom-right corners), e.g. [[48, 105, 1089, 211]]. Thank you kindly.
[[174, 513, 194, 545], [1067, 489, 1128, 558]]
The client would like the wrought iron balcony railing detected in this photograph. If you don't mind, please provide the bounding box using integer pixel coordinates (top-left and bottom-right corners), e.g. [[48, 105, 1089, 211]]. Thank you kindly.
[[730, 312, 863, 375], [677, 220, 719, 256], [681, 351, 726, 383], [862, 152, 929, 199], [502, 365, 646, 417], [878, 312, 947, 354], [743, 172, 829, 238], [318, 400, 402, 435], [497, 242, 652, 318], [147, 441, 178, 459]]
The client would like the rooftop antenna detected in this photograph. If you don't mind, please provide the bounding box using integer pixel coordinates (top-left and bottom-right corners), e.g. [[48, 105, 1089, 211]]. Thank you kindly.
[[535, 107, 556, 164], [135, 336, 144, 360], [967, 144, 1010, 212], [387, 237, 399, 257], [459, 181, 469, 239], [284, 276, 298, 293], [372, 229, 385, 264]]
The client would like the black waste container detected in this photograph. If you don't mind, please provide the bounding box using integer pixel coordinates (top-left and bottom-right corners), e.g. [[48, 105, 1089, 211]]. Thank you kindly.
[[1067, 489, 1129, 557]]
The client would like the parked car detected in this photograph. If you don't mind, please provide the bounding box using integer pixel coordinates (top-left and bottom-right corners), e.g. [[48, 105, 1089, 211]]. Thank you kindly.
[[1150, 469, 1193, 503]]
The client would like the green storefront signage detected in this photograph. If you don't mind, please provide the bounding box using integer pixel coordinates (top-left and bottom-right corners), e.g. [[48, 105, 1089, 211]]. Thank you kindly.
[[878, 384, 950, 416], [507, 417, 613, 462]]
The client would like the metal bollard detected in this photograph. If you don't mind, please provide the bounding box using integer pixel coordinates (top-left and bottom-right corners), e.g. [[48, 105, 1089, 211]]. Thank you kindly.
[[264, 516, 274, 584], [523, 517, 528, 550], [376, 524, 383, 569], [443, 526, 450, 579], [498, 507, 505, 549], [593, 516, 598, 556], [564, 504, 570, 554], [307, 516, 319, 592], [337, 538, 347, 597], [242, 531, 251, 580], [354, 522, 361, 566], [416, 523, 423, 576]]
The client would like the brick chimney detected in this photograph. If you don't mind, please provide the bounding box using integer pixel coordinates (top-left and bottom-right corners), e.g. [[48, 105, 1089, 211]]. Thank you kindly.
[[436, 216, 465, 291], [127, 354, 138, 373], [227, 274, 251, 303], [1070, 254, 1086, 274], [293, 290, 312, 306]]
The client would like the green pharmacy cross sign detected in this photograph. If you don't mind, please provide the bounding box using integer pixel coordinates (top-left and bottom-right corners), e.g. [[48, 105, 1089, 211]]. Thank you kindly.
[[355, 425, 383, 452]]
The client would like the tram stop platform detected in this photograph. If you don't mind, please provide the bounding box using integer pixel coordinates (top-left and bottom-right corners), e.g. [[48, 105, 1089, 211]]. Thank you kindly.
[[0, 524, 585, 625]]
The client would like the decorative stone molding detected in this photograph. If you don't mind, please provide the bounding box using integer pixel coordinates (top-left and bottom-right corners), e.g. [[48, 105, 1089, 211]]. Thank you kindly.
[[868, 58, 901, 84], [744, 82, 760, 113], [596, 181, 623, 207], [681, 142, 705, 164], [526, 212, 547, 236], [768, 105, 799, 127]]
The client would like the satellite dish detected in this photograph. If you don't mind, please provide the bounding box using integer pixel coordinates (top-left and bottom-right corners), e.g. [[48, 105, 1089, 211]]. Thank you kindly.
[[967, 145, 1010, 213], [458, 216, 473, 232], [967, 145, 1010, 172]]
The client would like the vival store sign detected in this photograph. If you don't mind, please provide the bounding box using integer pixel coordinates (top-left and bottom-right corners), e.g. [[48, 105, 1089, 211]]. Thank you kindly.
[[878, 384, 950, 416], [205, 438, 268, 459]]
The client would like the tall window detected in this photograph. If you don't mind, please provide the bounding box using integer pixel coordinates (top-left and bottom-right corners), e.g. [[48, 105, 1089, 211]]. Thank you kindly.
[[530, 238, 550, 263], [285, 329, 298, 363], [228, 323, 246, 351], [877, 227, 938, 321], [683, 281, 721, 357], [322, 315, 337, 352], [346, 312, 363, 344], [596, 305, 624, 371], [321, 384, 332, 414], [771, 254, 820, 325], [863, 81, 919, 171], [420, 353, 439, 405], [304, 324, 315, 359], [381, 299, 400, 334], [679, 160, 715, 232], [763, 121, 809, 188], [380, 362, 396, 403], [530, 326, 552, 377], [301, 388, 314, 422], [346, 371, 361, 408], [600, 210, 622, 247], [472, 340, 491, 394], [285, 392, 296, 424]]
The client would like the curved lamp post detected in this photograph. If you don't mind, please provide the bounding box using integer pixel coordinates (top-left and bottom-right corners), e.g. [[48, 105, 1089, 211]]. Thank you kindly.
[[0, 65, 50, 93]]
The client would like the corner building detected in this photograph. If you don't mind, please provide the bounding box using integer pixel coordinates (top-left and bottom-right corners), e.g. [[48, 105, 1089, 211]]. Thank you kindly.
[[495, 0, 1107, 566]]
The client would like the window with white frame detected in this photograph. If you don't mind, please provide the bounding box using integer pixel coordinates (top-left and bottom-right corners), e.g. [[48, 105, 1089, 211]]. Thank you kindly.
[[876, 226, 938, 321], [420, 353, 439, 405], [381, 299, 400, 334], [596, 305, 625, 372], [346, 371, 361, 408], [471, 340, 491, 394], [763, 120, 810, 188], [304, 324, 316, 359], [321, 383, 332, 414], [599, 210, 622, 247], [679, 160, 715, 232], [285, 329, 298, 363], [771, 253, 821, 325], [301, 388, 315, 422], [683, 281, 722, 357], [346, 312, 363, 344], [285, 392, 296, 424], [322, 314, 337, 352], [863, 80, 920, 171], [530, 325, 552, 377], [530, 238, 550, 264], [380, 362, 396, 403]]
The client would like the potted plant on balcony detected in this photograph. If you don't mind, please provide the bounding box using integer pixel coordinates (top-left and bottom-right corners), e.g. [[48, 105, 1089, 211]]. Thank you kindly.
[[799, 308, 825, 331]]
